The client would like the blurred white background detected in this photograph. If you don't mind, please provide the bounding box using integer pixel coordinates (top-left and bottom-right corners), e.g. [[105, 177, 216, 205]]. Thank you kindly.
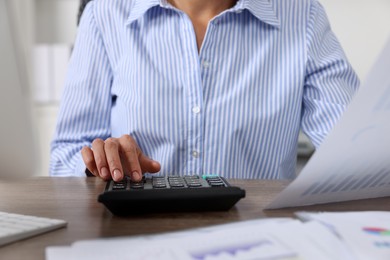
[[322, 0, 390, 84]]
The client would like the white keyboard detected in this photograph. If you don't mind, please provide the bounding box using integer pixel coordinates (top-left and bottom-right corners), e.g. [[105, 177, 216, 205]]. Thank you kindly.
[[0, 211, 67, 246]]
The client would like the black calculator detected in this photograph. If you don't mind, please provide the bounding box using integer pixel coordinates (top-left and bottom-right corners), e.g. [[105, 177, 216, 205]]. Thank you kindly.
[[98, 175, 245, 215]]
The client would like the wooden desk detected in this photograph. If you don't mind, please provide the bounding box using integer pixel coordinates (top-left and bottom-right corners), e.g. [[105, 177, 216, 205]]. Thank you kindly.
[[0, 177, 389, 259]]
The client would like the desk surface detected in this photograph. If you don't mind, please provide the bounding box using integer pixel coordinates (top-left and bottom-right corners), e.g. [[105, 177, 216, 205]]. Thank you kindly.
[[1, 177, 389, 259]]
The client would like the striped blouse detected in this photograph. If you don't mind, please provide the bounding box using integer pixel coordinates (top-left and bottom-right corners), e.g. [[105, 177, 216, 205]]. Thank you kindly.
[[50, 0, 359, 179]]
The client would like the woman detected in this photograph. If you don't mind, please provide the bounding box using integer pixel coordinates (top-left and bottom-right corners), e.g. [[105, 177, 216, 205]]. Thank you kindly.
[[51, 0, 359, 182]]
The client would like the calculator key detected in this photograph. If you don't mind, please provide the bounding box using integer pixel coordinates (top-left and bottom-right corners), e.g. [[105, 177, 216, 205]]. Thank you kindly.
[[185, 181, 199, 184], [185, 180, 201, 185], [188, 183, 202, 188], [168, 177, 182, 181], [169, 183, 185, 187], [203, 175, 220, 179], [153, 177, 166, 181], [184, 175, 199, 179], [153, 180, 166, 184], [153, 184, 167, 188], [168, 180, 184, 184], [170, 183, 185, 188], [130, 182, 144, 189], [207, 178, 221, 182], [113, 182, 126, 186], [169, 180, 184, 183], [205, 177, 222, 182], [113, 181, 126, 185], [153, 180, 167, 184], [152, 177, 165, 183], [112, 186, 126, 190], [209, 182, 225, 187], [112, 183, 126, 190], [208, 180, 225, 185], [207, 180, 224, 184]]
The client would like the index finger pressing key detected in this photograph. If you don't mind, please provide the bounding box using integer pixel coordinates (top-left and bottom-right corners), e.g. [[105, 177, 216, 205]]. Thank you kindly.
[[118, 136, 143, 182], [104, 138, 124, 181]]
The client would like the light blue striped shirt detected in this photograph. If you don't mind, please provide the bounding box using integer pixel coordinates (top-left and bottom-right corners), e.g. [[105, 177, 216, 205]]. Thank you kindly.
[[50, 0, 359, 179]]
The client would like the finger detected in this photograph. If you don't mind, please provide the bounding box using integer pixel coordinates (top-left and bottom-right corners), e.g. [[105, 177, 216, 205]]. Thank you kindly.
[[118, 136, 142, 182], [81, 146, 99, 177], [104, 138, 124, 181], [91, 138, 110, 180], [139, 154, 161, 173]]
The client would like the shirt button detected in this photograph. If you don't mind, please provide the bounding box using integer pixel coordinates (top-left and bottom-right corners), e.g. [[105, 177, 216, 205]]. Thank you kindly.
[[192, 106, 201, 114], [191, 151, 200, 158], [202, 60, 210, 69]]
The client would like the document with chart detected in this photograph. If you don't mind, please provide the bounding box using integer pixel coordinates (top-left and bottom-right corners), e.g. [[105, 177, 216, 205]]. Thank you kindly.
[[267, 38, 390, 209], [46, 218, 355, 260], [295, 211, 390, 260]]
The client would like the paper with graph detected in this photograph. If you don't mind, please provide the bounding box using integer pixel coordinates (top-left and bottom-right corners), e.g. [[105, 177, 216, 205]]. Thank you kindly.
[[46, 218, 355, 260], [296, 211, 390, 260], [267, 37, 390, 209]]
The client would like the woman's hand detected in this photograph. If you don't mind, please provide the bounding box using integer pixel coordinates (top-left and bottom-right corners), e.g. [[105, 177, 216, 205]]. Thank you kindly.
[[81, 135, 161, 182]]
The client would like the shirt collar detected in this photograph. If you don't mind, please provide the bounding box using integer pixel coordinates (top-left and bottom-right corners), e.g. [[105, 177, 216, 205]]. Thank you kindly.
[[126, 0, 162, 25], [126, 0, 279, 28], [234, 0, 280, 28]]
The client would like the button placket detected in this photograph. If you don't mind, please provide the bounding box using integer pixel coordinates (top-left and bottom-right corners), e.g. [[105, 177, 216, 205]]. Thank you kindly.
[[179, 13, 204, 174]]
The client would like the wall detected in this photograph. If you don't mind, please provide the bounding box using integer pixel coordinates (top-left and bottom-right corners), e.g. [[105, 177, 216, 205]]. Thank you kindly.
[[321, 0, 390, 83], [35, 0, 79, 44]]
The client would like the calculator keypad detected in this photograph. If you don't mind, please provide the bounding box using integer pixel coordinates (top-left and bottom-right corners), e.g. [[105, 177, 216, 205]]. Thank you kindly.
[[109, 175, 227, 191]]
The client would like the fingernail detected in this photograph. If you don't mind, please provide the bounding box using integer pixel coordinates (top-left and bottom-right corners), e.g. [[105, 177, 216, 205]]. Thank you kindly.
[[101, 167, 110, 178], [132, 171, 141, 180], [113, 169, 122, 181]]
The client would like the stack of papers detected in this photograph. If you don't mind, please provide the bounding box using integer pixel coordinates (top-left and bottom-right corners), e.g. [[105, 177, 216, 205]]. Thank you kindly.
[[46, 211, 390, 260]]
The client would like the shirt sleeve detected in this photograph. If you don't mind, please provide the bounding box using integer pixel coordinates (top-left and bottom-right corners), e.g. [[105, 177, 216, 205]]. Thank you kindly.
[[50, 2, 113, 176], [301, 0, 360, 148]]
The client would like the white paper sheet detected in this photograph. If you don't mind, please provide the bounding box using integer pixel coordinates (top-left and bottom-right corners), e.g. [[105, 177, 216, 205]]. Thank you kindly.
[[46, 244, 191, 260], [267, 37, 390, 209]]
